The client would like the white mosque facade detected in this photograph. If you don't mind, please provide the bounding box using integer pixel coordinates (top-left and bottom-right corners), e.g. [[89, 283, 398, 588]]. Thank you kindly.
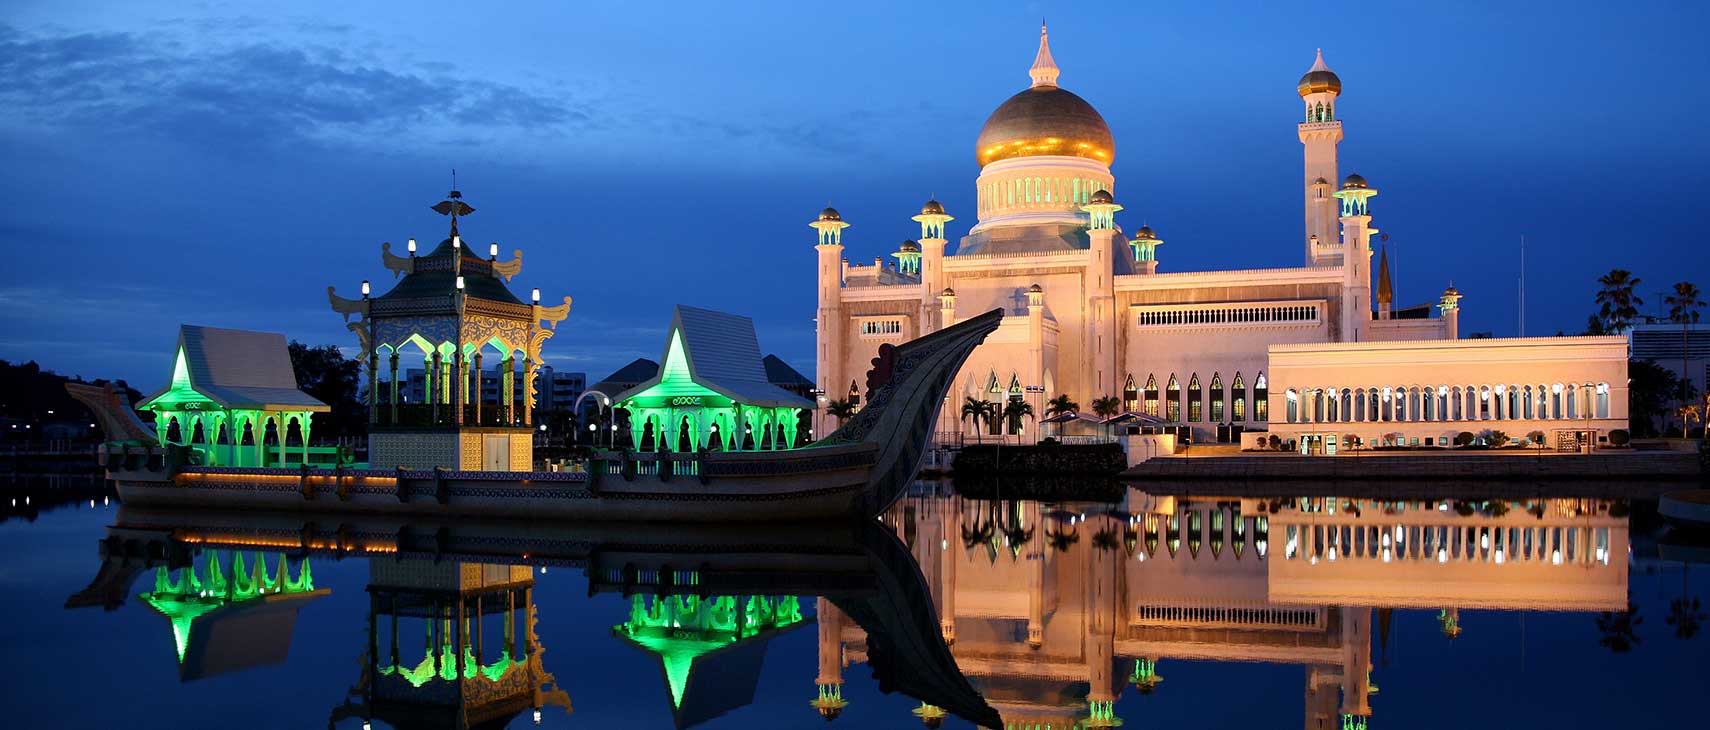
[[811, 27, 1628, 449]]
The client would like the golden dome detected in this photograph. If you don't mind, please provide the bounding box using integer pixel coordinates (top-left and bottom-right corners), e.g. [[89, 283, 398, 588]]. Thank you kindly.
[[941, 287, 956, 297], [1028, 283, 1043, 293], [1134, 225, 1156, 240], [920, 199, 944, 215], [1341, 173, 1368, 190], [899, 239, 920, 253], [975, 86, 1114, 166], [1297, 49, 1342, 97], [818, 207, 842, 221], [1089, 188, 1114, 205]]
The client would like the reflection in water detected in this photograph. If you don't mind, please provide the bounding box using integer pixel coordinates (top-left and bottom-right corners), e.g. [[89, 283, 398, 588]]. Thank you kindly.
[[852, 489, 1631, 729], [55, 487, 1667, 729]]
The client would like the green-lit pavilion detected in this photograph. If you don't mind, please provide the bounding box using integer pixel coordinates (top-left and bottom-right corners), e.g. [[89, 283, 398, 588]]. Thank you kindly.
[[136, 325, 329, 467], [613, 306, 813, 452], [613, 594, 808, 728]]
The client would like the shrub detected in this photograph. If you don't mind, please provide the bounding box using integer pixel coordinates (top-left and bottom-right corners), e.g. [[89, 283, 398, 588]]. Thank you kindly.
[[1454, 431, 1476, 447], [1608, 429, 1630, 446], [1487, 430, 1509, 447], [1267, 434, 1282, 450], [1038, 437, 1061, 447], [1527, 430, 1546, 446]]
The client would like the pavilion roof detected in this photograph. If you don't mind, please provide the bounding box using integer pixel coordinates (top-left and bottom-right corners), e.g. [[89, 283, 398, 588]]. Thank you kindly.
[[614, 306, 812, 409], [139, 325, 329, 412], [374, 235, 525, 305], [761, 354, 813, 387]]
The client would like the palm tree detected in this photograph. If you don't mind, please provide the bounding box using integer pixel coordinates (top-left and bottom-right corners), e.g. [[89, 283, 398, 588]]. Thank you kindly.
[[1667, 565, 1704, 640], [1002, 399, 1035, 444], [1595, 600, 1643, 653], [1667, 281, 1704, 409], [1091, 395, 1121, 441], [1676, 404, 1702, 440], [961, 396, 988, 444], [825, 398, 856, 425], [1595, 269, 1644, 333], [1046, 394, 1079, 417]]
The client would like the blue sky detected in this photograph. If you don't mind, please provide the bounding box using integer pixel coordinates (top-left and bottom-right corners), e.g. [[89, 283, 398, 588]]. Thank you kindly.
[[3, 0, 1707, 389]]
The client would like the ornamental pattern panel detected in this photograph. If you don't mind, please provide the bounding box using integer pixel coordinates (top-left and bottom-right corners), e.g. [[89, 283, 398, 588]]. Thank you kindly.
[[369, 433, 459, 470], [375, 317, 459, 351], [510, 436, 532, 471], [462, 315, 531, 355]]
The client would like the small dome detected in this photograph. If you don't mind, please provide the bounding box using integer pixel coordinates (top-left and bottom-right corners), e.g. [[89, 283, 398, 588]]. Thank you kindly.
[[1341, 173, 1368, 190], [1134, 225, 1156, 240], [1443, 284, 1461, 297], [1089, 189, 1114, 205], [920, 199, 944, 215], [1312, 177, 1331, 187], [1297, 49, 1342, 97], [941, 287, 956, 297], [899, 239, 920, 252], [818, 207, 842, 221], [1028, 283, 1043, 293]]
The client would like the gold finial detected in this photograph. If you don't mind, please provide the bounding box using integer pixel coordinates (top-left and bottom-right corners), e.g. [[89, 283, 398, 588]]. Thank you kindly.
[[1030, 20, 1060, 88]]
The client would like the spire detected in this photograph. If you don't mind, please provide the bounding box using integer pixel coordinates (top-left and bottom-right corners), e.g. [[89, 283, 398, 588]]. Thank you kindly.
[[1029, 21, 1059, 88], [1309, 47, 1332, 73], [1376, 244, 1393, 304]]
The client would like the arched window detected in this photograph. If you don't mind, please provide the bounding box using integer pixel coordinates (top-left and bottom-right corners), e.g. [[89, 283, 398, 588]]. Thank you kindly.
[[1479, 386, 1492, 420], [1341, 388, 1353, 423], [1144, 375, 1159, 417], [1596, 383, 1610, 418], [1522, 385, 1534, 419], [1355, 389, 1366, 422], [1232, 373, 1246, 422], [1210, 373, 1225, 422], [1285, 388, 1300, 423], [1123, 374, 1139, 413], [1166, 375, 1182, 422], [986, 371, 1000, 395], [1253, 373, 1269, 421], [1188, 373, 1203, 422], [1324, 386, 1338, 422], [1551, 383, 1563, 419]]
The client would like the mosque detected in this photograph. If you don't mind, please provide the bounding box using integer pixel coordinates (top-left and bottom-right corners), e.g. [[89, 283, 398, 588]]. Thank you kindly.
[[812, 26, 1629, 451]]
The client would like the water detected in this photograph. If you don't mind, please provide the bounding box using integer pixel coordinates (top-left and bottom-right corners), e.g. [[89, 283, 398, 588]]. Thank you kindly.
[[1, 477, 1705, 729]]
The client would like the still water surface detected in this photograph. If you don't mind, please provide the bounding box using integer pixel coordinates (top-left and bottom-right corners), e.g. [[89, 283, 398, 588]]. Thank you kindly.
[[1, 477, 1705, 729]]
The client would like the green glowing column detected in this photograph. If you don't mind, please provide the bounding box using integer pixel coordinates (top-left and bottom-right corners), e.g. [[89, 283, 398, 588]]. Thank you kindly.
[[389, 351, 400, 423], [501, 356, 515, 423], [472, 352, 483, 425], [429, 353, 442, 425], [453, 347, 466, 427]]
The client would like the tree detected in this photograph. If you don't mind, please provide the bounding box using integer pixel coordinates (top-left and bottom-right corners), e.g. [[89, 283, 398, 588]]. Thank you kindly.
[[961, 396, 990, 443], [1594, 269, 1644, 333], [1487, 429, 1509, 447], [1090, 395, 1121, 440], [1630, 360, 1691, 437], [1666, 281, 1704, 408], [288, 342, 363, 441], [825, 398, 856, 425], [1677, 404, 1703, 440], [1595, 601, 1643, 653], [1045, 394, 1079, 417], [1002, 399, 1035, 444], [1341, 433, 1360, 455], [1091, 395, 1121, 418]]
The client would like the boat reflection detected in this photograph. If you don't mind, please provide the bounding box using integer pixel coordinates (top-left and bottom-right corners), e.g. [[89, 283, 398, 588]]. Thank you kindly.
[[858, 485, 1630, 729]]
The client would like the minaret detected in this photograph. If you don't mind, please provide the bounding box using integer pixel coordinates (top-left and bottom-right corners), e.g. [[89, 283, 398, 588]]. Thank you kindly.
[[1332, 174, 1377, 342], [1027, 284, 1046, 405], [813, 597, 850, 722], [1375, 244, 1394, 320], [1129, 225, 1163, 275], [1439, 284, 1463, 339], [812, 207, 849, 437], [1082, 190, 1122, 401], [1299, 49, 1344, 265], [914, 199, 954, 333]]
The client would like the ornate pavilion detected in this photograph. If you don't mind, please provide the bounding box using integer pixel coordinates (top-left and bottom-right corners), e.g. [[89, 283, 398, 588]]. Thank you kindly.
[[136, 324, 329, 467], [329, 188, 571, 471], [612, 305, 813, 452]]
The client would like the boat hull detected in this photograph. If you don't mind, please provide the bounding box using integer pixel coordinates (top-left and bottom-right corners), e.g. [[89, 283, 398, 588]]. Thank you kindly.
[[113, 444, 879, 522]]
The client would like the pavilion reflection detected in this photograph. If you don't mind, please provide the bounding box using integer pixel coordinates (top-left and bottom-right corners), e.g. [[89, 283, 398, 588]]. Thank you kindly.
[[829, 487, 1630, 730]]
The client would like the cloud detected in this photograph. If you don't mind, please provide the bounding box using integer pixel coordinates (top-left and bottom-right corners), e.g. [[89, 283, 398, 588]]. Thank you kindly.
[[0, 22, 588, 153]]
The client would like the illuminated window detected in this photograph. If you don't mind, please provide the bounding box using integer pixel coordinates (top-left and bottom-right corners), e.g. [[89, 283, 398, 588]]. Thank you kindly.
[[1165, 375, 1181, 422], [1122, 374, 1138, 413], [1210, 373, 1224, 422], [1253, 373, 1269, 421], [1231, 373, 1246, 421], [1143, 374, 1159, 417], [1188, 373, 1203, 422]]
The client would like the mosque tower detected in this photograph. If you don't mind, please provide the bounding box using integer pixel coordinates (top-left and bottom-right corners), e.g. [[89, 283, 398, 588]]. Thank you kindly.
[[1299, 49, 1344, 266], [967, 23, 1116, 251]]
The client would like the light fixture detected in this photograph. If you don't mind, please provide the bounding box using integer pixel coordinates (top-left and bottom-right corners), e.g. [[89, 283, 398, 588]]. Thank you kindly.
[[453, 235, 462, 249], [361, 280, 371, 297], [407, 238, 417, 254], [456, 276, 465, 290], [1437, 548, 1449, 564], [1494, 551, 1505, 564], [532, 288, 541, 304], [588, 424, 596, 432]]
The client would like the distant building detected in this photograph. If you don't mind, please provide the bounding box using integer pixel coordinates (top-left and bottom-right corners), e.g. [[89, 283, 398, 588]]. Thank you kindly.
[[1629, 322, 1708, 393]]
